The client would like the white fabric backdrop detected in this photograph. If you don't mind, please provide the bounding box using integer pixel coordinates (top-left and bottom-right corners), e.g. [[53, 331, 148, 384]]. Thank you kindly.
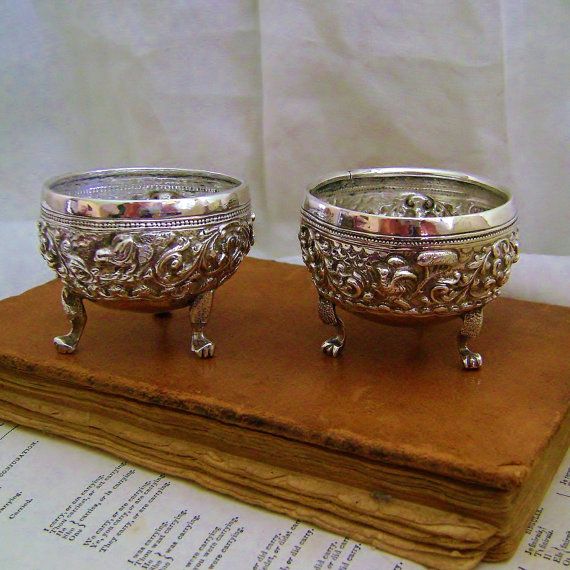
[[1, 0, 569, 302]]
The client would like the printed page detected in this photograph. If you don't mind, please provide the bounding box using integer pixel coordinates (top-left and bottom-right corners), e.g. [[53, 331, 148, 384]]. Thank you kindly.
[[1, 421, 568, 569]]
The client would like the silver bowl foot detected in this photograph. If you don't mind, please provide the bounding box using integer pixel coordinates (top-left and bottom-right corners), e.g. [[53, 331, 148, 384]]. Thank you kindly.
[[191, 332, 215, 358], [190, 291, 215, 358], [318, 295, 345, 358], [458, 308, 484, 370], [54, 335, 80, 354], [321, 337, 344, 357], [459, 347, 483, 369], [54, 286, 86, 354]]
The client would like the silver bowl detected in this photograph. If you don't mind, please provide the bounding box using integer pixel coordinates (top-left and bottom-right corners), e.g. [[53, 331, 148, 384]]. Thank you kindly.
[[39, 168, 254, 357], [299, 168, 519, 369]]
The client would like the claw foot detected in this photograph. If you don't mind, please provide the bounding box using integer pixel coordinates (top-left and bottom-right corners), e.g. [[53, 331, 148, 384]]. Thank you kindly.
[[191, 333, 215, 359], [54, 335, 78, 354], [54, 286, 86, 354], [458, 308, 484, 370], [189, 291, 215, 359], [318, 296, 346, 358], [460, 348, 483, 370], [322, 337, 344, 358]]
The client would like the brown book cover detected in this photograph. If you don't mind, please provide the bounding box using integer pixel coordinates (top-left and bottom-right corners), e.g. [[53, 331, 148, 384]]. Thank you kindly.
[[0, 258, 568, 569]]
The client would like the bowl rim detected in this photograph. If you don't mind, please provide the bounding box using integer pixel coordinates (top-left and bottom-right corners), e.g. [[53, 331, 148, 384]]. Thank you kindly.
[[42, 167, 250, 219], [302, 167, 517, 237]]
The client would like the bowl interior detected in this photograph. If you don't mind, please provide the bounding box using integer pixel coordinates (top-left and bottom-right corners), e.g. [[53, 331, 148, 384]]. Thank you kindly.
[[311, 173, 508, 218], [48, 170, 239, 201]]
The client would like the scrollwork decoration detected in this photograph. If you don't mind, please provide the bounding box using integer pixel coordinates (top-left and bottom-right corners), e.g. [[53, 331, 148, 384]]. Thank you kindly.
[[299, 224, 519, 315], [38, 218, 254, 302]]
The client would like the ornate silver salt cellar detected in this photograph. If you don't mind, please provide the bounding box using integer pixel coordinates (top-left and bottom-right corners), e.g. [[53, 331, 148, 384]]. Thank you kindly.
[[299, 168, 519, 369], [39, 168, 254, 357]]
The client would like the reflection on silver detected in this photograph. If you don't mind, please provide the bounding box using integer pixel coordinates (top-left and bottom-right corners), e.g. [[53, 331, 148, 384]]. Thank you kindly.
[[299, 168, 519, 369], [39, 168, 254, 358]]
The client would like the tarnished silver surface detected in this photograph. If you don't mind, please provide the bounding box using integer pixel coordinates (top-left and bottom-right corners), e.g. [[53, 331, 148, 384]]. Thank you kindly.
[[39, 168, 254, 357], [299, 167, 520, 369]]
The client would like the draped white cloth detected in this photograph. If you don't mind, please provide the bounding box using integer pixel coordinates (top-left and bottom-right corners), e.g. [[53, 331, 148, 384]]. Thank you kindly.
[[1, 1, 569, 303]]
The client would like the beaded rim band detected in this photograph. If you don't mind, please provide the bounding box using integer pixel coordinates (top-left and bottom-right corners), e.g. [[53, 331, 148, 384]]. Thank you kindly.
[[41, 203, 252, 232]]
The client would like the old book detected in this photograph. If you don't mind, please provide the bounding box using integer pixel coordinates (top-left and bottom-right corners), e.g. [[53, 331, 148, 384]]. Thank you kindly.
[[0, 258, 568, 570]]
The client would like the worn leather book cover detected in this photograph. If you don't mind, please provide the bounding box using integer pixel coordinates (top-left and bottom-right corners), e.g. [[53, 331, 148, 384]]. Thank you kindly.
[[0, 258, 568, 569]]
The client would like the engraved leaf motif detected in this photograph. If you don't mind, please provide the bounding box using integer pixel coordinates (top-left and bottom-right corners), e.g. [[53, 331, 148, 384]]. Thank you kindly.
[[417, 250, 458, 267], [138, 244, 153, 265]]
